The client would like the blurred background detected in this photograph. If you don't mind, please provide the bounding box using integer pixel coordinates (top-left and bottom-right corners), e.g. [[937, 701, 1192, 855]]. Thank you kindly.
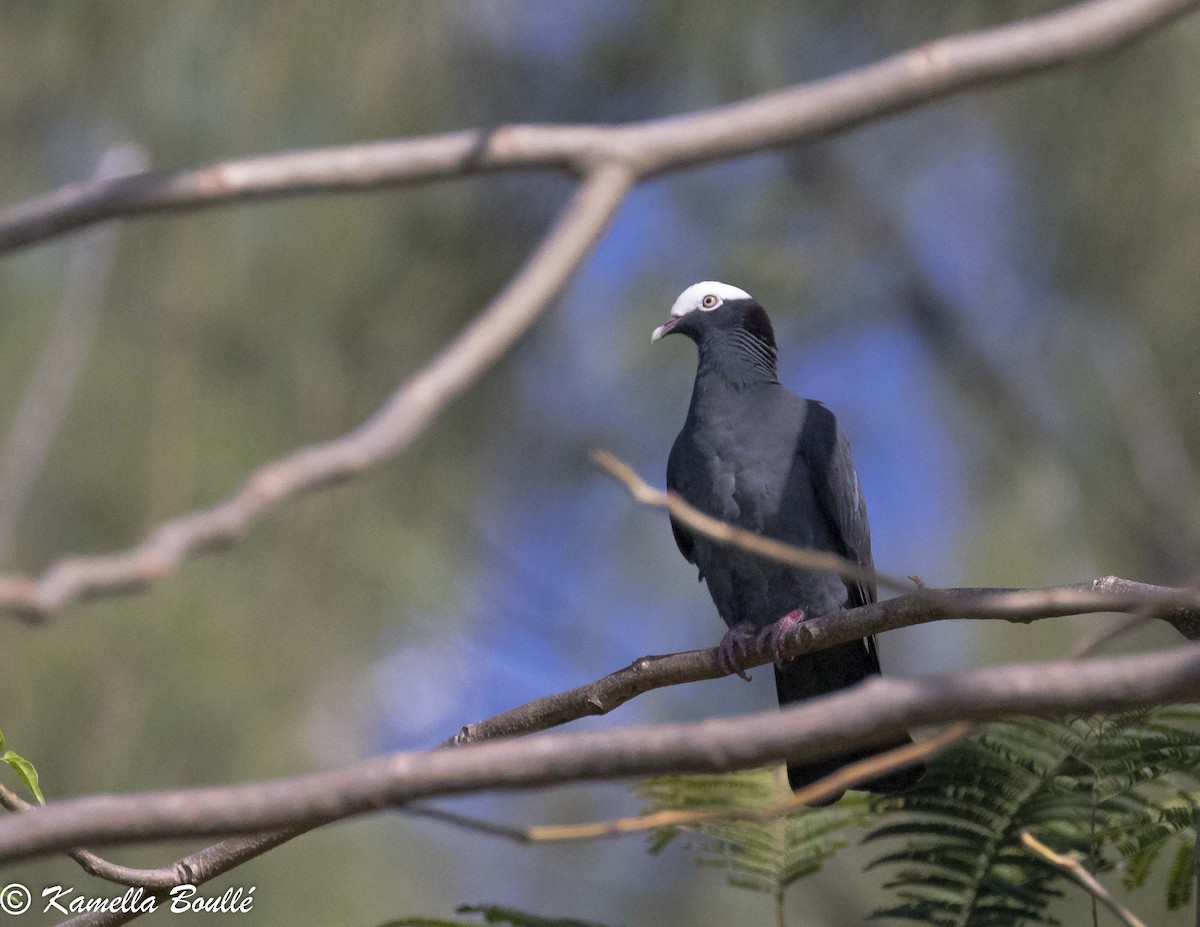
[[0, 2, 1198, 924]]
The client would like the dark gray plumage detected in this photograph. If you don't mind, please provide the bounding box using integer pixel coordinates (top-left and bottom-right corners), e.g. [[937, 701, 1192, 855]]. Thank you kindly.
[[653, 281, 921, 801]]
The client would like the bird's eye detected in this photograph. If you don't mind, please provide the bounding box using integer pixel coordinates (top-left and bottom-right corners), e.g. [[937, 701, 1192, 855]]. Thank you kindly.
[[701, 294, 721, 310]]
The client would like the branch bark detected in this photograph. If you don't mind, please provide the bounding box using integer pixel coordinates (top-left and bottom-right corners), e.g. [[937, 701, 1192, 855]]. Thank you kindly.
[[0, 0, 1193, 621], [3, 644, 1200, 867], [447, 575, 1200, 746], [1020, 830, 1150, 927], [591, 450, 911, 593]]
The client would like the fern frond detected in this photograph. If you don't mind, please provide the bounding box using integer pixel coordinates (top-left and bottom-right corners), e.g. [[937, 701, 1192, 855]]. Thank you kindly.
[[868, 709, 1200, 926], [636, 765, 871, 903], [1165, 838, 1196, 910], [630, 708, 1200, 924]]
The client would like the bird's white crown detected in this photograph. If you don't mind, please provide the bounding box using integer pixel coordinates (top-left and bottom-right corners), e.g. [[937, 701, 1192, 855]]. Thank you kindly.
[[669, 281, 753, 318]]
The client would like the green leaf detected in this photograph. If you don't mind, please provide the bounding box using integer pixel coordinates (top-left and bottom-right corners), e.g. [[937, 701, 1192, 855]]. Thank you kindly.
[[866, 710, 1200, 926], [2, 751, 44, 804], [625, 708, 1200, 926], [1122, 839, 1164, 891], [1166, 839, 1195, 910], [0, 728, 5, 753], [634, 765, 871, 906]]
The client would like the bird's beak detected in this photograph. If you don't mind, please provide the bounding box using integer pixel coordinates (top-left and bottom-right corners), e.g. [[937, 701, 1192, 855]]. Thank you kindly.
[[651, 317, 679, 342]]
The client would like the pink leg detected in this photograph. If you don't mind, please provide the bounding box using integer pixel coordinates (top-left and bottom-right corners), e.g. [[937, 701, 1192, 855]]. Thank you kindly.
[[715, 622, 758, 681], [756, 608, 806, 666]]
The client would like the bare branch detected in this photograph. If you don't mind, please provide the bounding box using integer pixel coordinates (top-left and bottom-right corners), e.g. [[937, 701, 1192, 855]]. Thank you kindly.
[[1020, 830, 1150, 927], [0, 165, 632, 622], [405, 725, 973, 845], [54, 829, 308, 927], [448, 574, 1200, 746], [522, 723, 972, 844], [0, 0, 1191, 254], [441, 581, 1159, 846], [3, 644, 1200, 865], [0, 784, 235, 892], [593, 453, 1200, 640], [595, 449, 927, 596]]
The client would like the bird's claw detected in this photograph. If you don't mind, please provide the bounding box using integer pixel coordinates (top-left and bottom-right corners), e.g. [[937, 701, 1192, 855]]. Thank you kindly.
[[756, 608, 806, 666], [716, 623, 757, 681]]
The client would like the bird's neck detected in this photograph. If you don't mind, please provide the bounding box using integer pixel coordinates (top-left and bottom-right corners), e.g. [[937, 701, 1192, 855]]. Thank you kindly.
[[693, 331, 779, 392]]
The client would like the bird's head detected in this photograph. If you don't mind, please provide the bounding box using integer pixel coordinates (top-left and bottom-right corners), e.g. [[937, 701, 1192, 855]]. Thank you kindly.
[[651, 281, 776, 351]]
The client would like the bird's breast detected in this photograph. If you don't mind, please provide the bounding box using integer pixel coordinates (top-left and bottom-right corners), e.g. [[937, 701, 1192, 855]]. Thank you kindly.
[[679, 419, 819, 542]]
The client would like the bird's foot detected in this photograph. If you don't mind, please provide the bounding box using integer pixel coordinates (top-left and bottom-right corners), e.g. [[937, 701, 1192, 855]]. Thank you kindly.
[[716, 623, 758, 681], [757, 608, 806, 666]]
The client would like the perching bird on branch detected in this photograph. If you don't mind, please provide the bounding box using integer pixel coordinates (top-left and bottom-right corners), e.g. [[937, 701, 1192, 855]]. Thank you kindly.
[[652, 281, 922, 801]]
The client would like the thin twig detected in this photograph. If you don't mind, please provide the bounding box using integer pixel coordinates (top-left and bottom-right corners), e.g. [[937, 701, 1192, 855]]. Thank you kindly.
[[0, 785, 202, 891], [591, 450, 911, 594], [1020, 830, 1149, 927], [593, 451, 1200, 631], [54, 829, 309, 927], [509, 723, 972, 844], [550, 725, 970, 838]]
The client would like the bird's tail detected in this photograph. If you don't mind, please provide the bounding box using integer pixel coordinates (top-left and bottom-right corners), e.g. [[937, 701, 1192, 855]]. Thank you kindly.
[[773, 638, 923, 804]]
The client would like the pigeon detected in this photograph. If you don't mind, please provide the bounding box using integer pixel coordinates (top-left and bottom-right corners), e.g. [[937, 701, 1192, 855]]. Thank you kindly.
[[653, 281, 922, 800]]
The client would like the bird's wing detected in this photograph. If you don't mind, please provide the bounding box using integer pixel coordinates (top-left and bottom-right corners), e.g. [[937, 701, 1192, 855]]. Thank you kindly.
[[666, 434, 702, 580], [804, 401, 876, 609]]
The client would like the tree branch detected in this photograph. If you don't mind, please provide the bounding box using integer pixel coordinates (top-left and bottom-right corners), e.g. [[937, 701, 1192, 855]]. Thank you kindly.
[[2, 644, 1200, 866], [402, 724, 972, 846], [591, 450, 912, 594], [0, 0, 1193, 623], [0, 785, 184, 890], [37, 572, 1176, 924], [54, 829, 308, 927], [1020, 830, 1150, 927], [446, 574, 1199, 747], [419, 577, 1153, 848], [0, 164, 632, 622], [0, 0, 1191, 255]]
